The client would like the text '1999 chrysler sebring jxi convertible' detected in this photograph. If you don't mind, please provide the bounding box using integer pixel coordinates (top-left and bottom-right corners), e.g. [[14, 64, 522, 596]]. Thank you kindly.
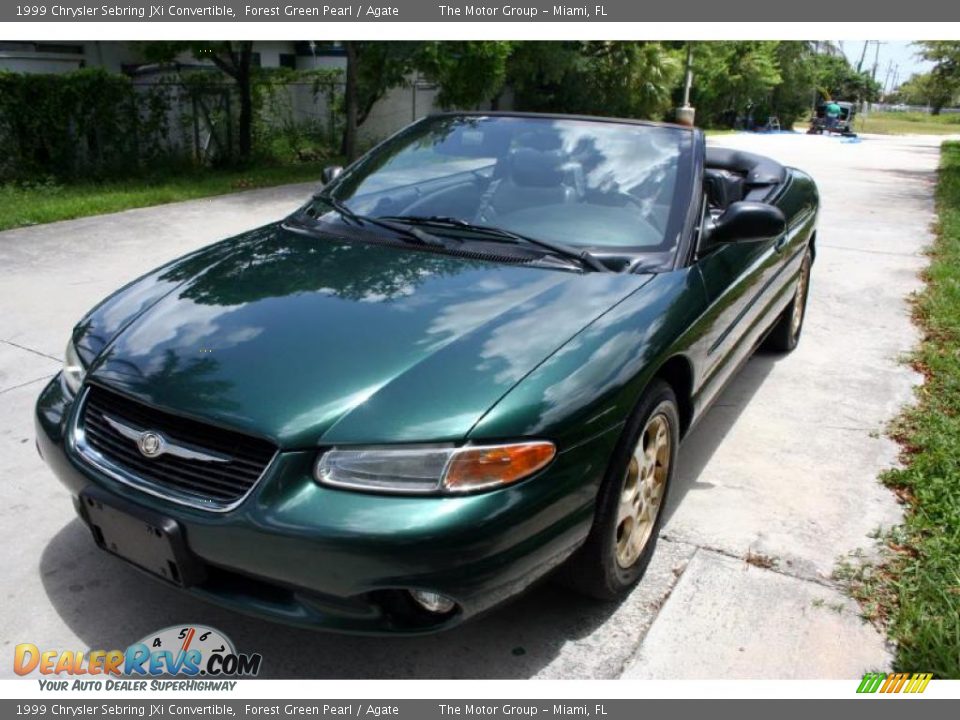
[[36, 113, 818, 634]]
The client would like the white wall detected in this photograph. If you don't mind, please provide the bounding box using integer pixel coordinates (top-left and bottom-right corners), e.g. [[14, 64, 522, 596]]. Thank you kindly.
[[296, 55, 347, 72], [0, 41, 301, 75], [256, 74, 442, 148], [0, 52, 82, 74], [359, 81, 441, 144], [81, 41, 140, 72], [252, 40, 297, 68]]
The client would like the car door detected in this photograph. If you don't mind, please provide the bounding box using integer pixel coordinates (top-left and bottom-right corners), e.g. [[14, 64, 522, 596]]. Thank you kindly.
[[692, 203, 789, 414]]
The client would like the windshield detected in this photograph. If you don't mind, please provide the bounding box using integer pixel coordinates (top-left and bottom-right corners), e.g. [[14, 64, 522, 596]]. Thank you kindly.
[[315, 115, 695, 259]]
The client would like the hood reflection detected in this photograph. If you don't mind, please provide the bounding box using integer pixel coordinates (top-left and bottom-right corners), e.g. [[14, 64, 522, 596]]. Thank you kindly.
[[87, 225, 650, 447]]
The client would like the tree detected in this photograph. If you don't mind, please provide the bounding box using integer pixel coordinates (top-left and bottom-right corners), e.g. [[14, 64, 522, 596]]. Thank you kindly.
[[505, 41, 586, 112], [767, 42, 819, 128], [139, 42, 255, 161], [417, 41, 514, 109], [686, 42, 782, 127], [585, 42, 681, 120], [811, 53, 881, 104], [340, 41, 421, 161], [659, 40, 880, 129], [507, 41, 680, 121], [895, 72, 960, 113], [915, 42, 960, 114]]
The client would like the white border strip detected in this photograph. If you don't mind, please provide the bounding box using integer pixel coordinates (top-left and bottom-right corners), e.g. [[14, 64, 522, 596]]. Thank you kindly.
[[8, 21, 960, 41], [2, 678, 960, 699]]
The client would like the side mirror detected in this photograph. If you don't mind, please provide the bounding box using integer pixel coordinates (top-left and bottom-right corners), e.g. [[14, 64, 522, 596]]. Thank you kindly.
[[709, 201, 786, 244], [322, 165, 343, 185]]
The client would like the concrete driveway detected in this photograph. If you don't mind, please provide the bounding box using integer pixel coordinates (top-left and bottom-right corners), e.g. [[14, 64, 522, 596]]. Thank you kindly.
[[0, 132, 941, 679]]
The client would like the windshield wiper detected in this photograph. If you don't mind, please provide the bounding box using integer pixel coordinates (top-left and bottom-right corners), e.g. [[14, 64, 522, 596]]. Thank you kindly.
[[310, 196, 445, 248], [380, 214, 472, 228], [378, 215, 610, 272]]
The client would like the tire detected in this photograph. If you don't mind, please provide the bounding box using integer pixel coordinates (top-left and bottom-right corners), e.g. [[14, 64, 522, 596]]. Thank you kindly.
[[559, 379, 680, 600], [763, 248, 812, 352]]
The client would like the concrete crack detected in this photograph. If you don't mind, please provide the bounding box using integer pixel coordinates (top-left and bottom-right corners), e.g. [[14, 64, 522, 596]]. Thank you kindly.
[[660, 533, 839, 590], [0, 374, 55, 396], [0, 338, 61, 363]]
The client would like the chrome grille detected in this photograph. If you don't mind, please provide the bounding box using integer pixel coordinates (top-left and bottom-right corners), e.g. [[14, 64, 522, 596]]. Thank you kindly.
[[75, 385, 276, 510]]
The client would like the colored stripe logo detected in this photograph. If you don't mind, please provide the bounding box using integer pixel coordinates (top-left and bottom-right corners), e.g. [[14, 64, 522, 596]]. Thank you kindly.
[[857, 672, 933, 694]]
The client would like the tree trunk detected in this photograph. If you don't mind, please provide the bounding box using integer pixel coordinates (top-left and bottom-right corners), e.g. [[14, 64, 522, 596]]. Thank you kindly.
[[341, 42, 359, 161], [237, 67, 253, 160], [235, 42, 253, 162], [210, 42, 254, 163]]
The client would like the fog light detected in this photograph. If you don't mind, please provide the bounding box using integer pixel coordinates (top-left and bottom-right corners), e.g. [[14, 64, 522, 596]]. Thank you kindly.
[[409, 589, 456, 614]]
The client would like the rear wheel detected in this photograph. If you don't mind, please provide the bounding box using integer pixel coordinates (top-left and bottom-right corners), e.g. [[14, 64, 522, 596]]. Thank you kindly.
[[559, 380, 679, 600], [764, 248, 812, 352]]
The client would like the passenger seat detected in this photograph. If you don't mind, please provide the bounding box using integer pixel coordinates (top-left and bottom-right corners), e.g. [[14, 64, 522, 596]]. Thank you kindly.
[[476, 148, 583, 223]]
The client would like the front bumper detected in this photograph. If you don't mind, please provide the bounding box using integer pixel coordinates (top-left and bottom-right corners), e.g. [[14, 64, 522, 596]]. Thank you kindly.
[[35, 377, 620, 634]]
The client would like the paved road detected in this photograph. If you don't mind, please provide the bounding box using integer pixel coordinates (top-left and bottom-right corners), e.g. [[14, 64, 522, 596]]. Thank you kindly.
[[0, 132, 942, 678]]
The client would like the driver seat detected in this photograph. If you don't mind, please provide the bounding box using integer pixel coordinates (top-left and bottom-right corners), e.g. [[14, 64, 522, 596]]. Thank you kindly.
[[475, 148, 582, 223]]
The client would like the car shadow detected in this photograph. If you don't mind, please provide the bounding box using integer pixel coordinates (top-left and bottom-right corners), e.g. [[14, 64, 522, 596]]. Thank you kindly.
[[40, 517, 623, 678], [39, 354, 783, 680], [661, 350, 781, 527]]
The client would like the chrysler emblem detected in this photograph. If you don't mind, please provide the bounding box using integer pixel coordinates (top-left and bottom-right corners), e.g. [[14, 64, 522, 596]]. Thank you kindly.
[[101, 413, 231, 464], [137, 431, 165, 458]]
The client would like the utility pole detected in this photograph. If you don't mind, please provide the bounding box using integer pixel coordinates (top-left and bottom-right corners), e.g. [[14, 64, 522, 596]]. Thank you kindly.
[[677, 42, 695, 126], [883, 60, 900, 100], [868, 41, 885, 113], [882, 60, 894, 99], [872, 41, 883, 82], [857, 40, 869, 73]]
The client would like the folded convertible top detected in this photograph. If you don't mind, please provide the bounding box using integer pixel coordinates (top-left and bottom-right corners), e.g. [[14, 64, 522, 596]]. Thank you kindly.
[[705, 147, 786, 188]]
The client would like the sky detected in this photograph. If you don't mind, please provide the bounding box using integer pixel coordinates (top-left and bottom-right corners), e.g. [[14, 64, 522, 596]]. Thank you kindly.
[[839, 40, 933, 91]]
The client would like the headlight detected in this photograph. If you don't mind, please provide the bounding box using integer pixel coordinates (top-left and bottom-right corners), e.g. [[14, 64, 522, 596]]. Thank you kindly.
[[62, 340, 86, 396], [315, 441, 556, 495]]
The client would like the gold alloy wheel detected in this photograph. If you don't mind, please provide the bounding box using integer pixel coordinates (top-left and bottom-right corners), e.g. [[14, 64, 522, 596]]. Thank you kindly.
[[791, 260, 809, 338], [615, 412, 671, 568]]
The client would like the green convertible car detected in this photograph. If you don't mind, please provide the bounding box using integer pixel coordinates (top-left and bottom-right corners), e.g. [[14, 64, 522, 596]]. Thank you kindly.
[[36, 113, 817, 634]]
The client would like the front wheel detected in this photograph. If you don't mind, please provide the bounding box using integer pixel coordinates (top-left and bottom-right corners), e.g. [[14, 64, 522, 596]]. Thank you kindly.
[[559, 380, 680, 600], [764, 248, 812, 352]]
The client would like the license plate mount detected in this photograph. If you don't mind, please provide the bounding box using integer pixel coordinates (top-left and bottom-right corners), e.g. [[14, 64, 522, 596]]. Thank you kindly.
[[78, 488, 206, 587]]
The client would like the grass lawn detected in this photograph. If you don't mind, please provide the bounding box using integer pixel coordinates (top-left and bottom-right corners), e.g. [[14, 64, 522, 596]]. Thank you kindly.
[[794, 112, 960, 136], [837, 141, 960, 677], [854, 111, 960, 136], [0, 162, 329, 232]]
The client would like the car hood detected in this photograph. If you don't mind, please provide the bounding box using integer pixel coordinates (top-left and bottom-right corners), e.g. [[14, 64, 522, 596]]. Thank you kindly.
[[85, 223, 652, 448]]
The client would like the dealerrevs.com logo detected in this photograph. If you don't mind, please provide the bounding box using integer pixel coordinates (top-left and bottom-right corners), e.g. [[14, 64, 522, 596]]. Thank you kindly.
[[14, 625, 262, 689]]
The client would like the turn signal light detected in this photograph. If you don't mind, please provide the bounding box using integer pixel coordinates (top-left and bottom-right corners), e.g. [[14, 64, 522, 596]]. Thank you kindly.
[[443, 442, 556, 492]]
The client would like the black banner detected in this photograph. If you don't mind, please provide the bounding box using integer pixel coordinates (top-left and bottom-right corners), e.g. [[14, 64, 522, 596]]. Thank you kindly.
[[2, 700, 958, 719], [1, 0, 957, 22]]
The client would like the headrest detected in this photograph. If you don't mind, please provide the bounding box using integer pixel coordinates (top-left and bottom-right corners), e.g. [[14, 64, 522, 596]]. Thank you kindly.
[[703, 168, 744, 209], [508, 148, 567, 188], [515, 131, 563, 151]]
